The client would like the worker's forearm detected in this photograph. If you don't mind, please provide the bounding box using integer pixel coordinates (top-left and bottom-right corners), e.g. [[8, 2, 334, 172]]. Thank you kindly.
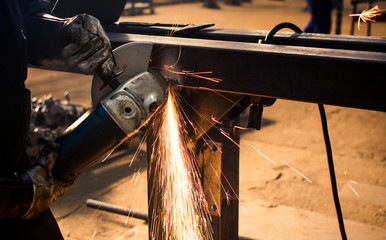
[[21, 0, 69, 67], [26, 12, 70, 68], [0, 176, 33, 219]]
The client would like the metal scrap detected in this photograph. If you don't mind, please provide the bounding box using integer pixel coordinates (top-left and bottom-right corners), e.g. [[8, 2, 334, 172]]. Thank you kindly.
[[27, 92, 87, 163]]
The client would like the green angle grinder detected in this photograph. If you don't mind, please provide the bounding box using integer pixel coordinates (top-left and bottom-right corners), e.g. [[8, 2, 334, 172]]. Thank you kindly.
[[51, 42, 167, 182]]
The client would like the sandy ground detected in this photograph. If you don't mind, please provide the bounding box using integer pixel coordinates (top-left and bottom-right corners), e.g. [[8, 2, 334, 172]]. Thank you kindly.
[[26, 0, 386, 239]]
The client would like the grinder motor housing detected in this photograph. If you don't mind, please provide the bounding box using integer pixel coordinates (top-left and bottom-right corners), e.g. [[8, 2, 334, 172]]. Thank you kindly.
[[52, 42, 167, 182]]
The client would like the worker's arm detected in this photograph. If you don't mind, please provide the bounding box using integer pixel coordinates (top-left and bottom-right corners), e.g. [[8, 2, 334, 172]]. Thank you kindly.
[[0, 141, 73, 220], [23, 0, 114, 75], [0, 0, 114, 220]]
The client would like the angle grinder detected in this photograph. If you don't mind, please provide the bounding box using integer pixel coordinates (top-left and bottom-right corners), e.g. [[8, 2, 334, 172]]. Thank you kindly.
[[51, 42, 167, 182]]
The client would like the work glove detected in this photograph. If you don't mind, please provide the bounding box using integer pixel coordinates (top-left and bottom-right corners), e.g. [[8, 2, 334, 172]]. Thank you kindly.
[[62, 14, 115, 76], [22, 140, 75, 220]]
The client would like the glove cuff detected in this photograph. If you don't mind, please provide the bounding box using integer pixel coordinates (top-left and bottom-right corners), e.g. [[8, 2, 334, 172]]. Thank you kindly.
[[22, 169, 54, 220]]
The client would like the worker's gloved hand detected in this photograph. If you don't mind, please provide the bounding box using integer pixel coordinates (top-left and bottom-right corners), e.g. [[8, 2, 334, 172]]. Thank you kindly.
[[22, 141, 75, 220], [62, 14, 115, 75]]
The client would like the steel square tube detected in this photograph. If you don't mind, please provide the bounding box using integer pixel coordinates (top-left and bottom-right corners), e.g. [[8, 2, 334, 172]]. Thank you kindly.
[[108, 32, 386, 112]]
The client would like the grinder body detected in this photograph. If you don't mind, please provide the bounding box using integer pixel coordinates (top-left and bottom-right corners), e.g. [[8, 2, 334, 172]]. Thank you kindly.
[[51, 43, 167, 182]]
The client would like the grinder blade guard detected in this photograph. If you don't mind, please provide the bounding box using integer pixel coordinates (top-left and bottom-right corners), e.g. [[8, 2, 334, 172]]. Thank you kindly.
[[52, 42, 167, 182]]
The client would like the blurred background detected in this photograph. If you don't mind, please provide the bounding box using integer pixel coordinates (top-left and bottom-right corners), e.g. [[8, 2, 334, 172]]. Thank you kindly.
[[28, 0, 386, 239]]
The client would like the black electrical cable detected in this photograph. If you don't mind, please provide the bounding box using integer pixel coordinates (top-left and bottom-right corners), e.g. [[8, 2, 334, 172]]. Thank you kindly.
[[318, 104, 348, 240], [264, 22, 302, 43], [265, 23, 349, 239]]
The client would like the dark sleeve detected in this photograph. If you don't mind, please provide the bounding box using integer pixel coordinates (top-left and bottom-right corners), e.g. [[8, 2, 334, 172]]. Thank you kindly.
[[0, 175, 33, 219], [23, 0, 70, 68]]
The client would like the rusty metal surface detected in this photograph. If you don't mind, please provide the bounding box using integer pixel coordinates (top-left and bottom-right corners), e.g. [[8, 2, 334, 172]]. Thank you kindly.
[[197, 141, 223, 218], [198, 115, 240, 240]]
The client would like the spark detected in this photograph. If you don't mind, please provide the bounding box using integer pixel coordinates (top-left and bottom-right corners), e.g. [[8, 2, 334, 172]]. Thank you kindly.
[[250, 144, 277, 165], [129, 132, 148, 167], [201, 160, 243, 215], [218, 167, 249, 216], [208, 188, 220, 216], [152, 45, 222, 84], [163, 67, 222, 83], [154, 38, 221, 84], [234, 125, 247, 130], [196, 87, 242, 107], [211, 116, 222, 125], [349, 5, 384, 30], [350, 180, 358, 184], [179, 97, 223, 152], [51, 0, 60, 12], [219, 128, 241, 148], [348, 184, 360, 197], [154, 83, 252, 225], [90, 231, 97, 240], [125, 181, 144, 225], [281, 161, 312, 183], [165, 17, 181, 38], [83, 204, 102, 235], [180, 97, 216, 130], [167, 46, 182, 69], [130, 169, 141, 184], [101, 149, 114, 162], [208, 162, 229, 204], [89, 212, 104, 240], [149, 84, 211, 239], [149, 21, 181, 64]]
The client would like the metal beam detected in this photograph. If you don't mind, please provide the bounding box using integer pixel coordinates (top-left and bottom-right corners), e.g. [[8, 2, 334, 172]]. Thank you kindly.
[[104, 23, 386, 52], [108, 32, 386, 112]]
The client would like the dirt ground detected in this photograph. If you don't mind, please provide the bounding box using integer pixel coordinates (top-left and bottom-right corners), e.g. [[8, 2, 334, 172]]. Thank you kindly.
[[26, 0, 386, 239]]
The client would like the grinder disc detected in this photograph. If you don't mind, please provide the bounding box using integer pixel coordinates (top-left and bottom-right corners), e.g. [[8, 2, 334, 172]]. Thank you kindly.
[[91, 42, 153, 105]]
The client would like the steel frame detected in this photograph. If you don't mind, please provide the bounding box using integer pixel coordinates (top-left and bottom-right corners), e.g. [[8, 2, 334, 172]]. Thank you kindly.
[[105, 28, 386, 239], [40, 25, 386, 239]]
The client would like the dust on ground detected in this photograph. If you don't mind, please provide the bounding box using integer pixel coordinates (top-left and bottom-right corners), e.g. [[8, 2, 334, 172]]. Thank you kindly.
[[26, 0, 386, 239]]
